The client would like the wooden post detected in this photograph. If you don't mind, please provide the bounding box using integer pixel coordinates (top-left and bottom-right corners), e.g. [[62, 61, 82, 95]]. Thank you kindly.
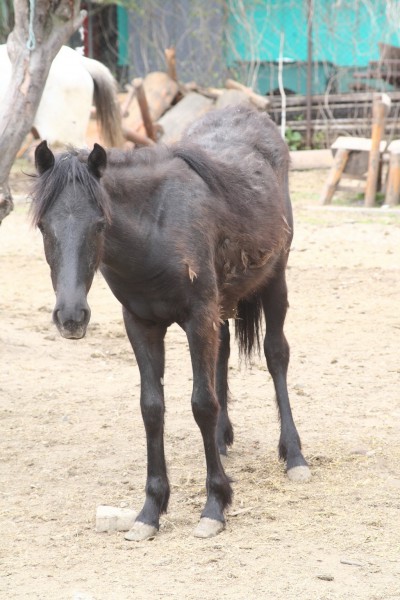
[[132, 78, 156, 142], [165, 47, 177, 82], [320, 148, 350, 204], [385, 149, 400, 206], [364, 93, 391, 207]]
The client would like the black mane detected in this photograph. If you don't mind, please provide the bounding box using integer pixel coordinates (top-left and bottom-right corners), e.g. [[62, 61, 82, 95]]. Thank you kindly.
[[30, 150, 111, 226]]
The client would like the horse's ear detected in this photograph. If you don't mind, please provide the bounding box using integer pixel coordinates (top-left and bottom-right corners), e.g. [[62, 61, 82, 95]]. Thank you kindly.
[[88, 143, 107, 179], [35, 140, 55, 175]]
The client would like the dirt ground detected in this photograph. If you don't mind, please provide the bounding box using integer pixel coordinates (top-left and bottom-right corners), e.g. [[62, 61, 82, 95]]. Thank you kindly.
[[1, 164, 399, 600]]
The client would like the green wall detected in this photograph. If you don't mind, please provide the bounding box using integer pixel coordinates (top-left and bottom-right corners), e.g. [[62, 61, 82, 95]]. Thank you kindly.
[[228, 0, 400, 67]]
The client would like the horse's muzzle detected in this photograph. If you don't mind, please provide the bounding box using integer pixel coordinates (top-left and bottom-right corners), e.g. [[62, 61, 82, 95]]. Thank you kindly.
[[53, 305, 91, 340]]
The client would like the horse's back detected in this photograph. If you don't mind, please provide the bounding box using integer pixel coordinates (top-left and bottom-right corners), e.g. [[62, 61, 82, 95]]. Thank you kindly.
[[34, 46, 94, 146], [183, 104, 289, 176]]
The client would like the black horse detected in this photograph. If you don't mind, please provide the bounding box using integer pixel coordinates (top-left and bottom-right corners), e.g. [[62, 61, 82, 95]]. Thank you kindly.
[[31, 105, 310, 541]]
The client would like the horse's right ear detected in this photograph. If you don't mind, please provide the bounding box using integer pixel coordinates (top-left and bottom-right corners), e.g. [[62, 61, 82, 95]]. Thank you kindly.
[[35, 141, 55, 175], [88, 143, 107, 179]]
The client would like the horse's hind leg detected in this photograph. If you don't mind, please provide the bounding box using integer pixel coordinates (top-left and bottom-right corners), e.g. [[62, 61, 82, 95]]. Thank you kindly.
[[261, 271, 311, 482], [216, 320, 234, 455], [185, 308, 233, 537], [122, 308, 170, 541]]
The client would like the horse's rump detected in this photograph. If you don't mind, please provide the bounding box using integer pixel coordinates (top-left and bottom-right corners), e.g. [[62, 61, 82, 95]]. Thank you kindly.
[[0, 44, 123, 147], [183, 104, 290, 178]]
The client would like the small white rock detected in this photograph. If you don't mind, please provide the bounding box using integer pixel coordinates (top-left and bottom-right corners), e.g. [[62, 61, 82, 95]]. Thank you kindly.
[[96, 505, 137, 532]]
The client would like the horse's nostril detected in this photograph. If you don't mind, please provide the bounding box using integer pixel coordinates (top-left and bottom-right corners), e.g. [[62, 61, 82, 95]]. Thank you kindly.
[[81, 308, 90, 323]]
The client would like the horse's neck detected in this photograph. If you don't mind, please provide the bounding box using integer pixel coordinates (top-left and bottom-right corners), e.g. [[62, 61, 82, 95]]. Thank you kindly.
[[102, 174, 154, 261]]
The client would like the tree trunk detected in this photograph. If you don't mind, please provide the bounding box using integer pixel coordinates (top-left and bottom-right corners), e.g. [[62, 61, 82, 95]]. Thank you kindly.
[[0, 0, 85, 224]]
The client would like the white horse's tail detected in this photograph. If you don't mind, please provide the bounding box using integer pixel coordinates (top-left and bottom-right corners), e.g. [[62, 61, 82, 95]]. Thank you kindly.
[[82, 56, 124, 148]]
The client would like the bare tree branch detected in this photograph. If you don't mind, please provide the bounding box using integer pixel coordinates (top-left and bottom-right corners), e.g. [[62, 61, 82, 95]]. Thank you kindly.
[[0, 0, 85, 224]]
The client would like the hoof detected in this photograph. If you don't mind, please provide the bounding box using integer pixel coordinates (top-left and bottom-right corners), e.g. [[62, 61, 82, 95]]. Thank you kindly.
[[193, 517, 225, 539], [287, 465, 312, 482], [124, 521, 158, 541]]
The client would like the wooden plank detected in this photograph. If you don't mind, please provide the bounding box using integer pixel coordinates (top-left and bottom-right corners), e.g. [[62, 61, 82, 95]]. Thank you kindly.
[[331, 136, 388, 152], [270, 101, 374, 114], [215, 89, 250, 109], [269, 91, 400, 107], [225, 79, 270, 110], [283, 118, 400, 132], [320, 148, 350, 204], [183, 82, 224, 99], [157, 92, 214, 144]]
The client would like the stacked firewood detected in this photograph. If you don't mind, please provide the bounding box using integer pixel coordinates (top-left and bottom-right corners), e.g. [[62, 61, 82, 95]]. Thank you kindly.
[[120, 48, 269, 147]]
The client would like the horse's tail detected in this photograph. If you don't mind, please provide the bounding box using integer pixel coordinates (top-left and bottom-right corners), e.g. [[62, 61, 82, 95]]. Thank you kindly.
[[235, 294, 263, 361], [81, 56, 124, 148]]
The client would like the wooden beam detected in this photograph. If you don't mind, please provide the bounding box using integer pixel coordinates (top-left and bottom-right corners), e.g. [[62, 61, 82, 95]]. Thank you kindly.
[[331, 136, 387, 152], [320, 148, 350, 204], [364, 94, 391, 207], [225, 79, 270, 110]]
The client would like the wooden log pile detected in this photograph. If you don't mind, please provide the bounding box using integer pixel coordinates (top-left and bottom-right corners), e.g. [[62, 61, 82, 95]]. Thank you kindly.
[[120, 48, 270, 147], [117, 47, 400, 150]]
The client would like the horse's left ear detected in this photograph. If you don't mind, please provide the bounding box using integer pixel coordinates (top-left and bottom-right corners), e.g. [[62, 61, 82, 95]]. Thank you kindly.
[[88, 143, 107, 179], [35, 140, 55, 175]]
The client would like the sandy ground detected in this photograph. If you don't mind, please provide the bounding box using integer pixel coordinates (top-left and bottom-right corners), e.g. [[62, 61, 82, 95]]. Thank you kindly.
[[1, 165, 399, 600]]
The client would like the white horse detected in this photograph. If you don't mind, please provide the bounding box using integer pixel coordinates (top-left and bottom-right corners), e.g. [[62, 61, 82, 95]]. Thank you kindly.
[[0, 44, 123, 147]]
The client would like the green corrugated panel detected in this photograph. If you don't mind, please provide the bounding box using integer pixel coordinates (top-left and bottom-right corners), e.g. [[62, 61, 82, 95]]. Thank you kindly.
[[227, 0, 400, 68], [117, 5, 129, 66]]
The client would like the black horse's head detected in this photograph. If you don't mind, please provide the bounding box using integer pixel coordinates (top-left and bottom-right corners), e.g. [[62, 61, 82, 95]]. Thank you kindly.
[[33, 141, 110, 339]]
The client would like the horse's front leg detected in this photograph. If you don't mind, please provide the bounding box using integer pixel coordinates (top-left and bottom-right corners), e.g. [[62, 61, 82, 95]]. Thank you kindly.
[[122, 308, 169, 541], [185, 308, 233, 538]]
